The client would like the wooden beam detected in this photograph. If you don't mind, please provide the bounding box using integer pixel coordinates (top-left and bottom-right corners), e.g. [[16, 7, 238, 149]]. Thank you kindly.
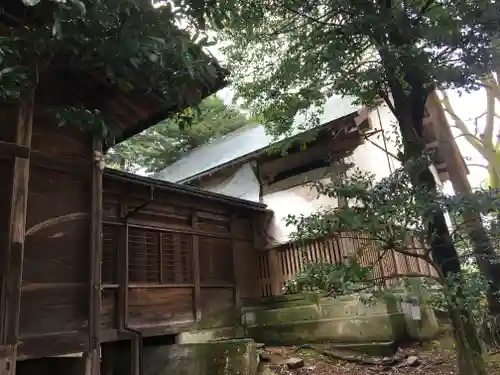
[[0, 141, 30, 160], [259, 141, 330, 180], [0, 89, 35, 375], [87, 138, 103, 375], [17, 332, 89, 360], [191, 211, 201, 321], [31, 150, 92, 179], [117, 201, 128, 330], [230, 215, 241, 307]]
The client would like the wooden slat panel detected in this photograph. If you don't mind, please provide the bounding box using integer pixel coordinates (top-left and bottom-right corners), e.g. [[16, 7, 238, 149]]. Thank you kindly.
[[197, 211, 230, 234], [233, 240, 260, 300], [161, 232, 193, 284], [200, 288, 234, 317], [102, 224, 119, 284], [127, 288, 194, 327], [19, 287, 88, 337], [260, 231, 436, 297], [198, 237, 233, 285], [128, 228, 160, 284], [101, 289, 117, 329]]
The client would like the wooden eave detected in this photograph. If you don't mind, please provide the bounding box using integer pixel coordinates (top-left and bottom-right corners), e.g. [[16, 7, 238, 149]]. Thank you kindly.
[[0, 4, 229, 148]]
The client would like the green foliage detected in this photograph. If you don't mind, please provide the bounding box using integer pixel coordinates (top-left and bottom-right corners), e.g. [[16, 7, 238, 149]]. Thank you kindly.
[[206, 0, 500, 134], [106, 95, 250, 173], [1, 0, 222, 139], [282, 256, 372, 295], [282, 156, 500, 310]]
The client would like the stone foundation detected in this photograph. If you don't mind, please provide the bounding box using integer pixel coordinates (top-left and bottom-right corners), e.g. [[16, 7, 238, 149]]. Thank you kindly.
[[142, 339, 258, 375], [175, 292, 439, 356]]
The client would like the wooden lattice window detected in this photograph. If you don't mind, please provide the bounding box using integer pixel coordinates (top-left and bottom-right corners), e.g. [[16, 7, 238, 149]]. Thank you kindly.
[[162, 232, 193, 284], [127, 228, 194, 285], [102, 224, 119, 284], [199, 237, 234, 285], [128, 228, 161, 283]]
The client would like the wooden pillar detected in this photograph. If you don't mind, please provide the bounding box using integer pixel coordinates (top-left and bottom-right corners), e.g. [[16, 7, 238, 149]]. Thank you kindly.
[[118, 201, 129, 330], [87, 138, 103, 375], [191, 211, 201, 321], [230, 215, 241, 307], [0, 90, 35, 375], [267, 248, 282, 296]]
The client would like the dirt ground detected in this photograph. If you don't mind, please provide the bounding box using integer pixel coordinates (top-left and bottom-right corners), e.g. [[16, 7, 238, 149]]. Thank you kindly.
[[258, 332, 500, 375]]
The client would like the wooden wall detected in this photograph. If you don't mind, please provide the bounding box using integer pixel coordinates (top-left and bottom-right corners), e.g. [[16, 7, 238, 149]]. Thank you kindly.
[[0, 108, 95, 363], [0, 108, 266, 365], [100, 171, 265, 339]]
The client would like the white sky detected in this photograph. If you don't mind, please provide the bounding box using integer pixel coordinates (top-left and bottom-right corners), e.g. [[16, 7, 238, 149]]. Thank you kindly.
[[441, 89, 491, 193]]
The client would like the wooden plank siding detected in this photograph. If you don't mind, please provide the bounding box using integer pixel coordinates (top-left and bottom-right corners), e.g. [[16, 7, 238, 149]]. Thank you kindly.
[[99, 171, 265, 340], [258, 232, 439, 297], [0, 110, 266, 365], [0, 109, 95, 368]]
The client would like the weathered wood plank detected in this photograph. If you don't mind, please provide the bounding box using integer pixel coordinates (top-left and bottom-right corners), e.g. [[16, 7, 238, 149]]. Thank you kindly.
[[0, 142, 30, 160], [117, 202, 128, 331], [17, 332, 88, 360], [127, 288, 194, 327], [1, 89, 35, 375], [88, 138, 103, 375], [191, 211, 201, 321]]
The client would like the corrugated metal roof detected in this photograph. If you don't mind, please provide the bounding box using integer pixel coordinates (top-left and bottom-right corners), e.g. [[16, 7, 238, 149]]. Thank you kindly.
[[154, 96, 360, 183]]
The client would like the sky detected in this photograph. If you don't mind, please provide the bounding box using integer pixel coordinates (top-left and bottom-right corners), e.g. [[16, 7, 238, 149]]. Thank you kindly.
[[440, 89, 493, 193]]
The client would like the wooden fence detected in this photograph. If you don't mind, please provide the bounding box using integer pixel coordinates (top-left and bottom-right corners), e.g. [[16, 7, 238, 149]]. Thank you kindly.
[[258, 232, 439, 297]]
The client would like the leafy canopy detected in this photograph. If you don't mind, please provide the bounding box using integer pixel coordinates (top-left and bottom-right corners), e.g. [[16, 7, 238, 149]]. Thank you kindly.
[[106, 95, 250, 173], [207, 0, 499, 135]]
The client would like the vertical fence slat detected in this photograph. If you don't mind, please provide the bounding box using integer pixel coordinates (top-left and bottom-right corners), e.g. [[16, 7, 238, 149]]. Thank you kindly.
[[257, 232, 435, 297]]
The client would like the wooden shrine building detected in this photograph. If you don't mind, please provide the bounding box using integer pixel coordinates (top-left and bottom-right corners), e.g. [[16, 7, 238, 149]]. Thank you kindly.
[[0, 3, 268, 374]]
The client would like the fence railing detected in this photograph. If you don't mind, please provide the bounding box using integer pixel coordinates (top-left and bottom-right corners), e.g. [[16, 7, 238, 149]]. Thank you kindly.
[[258, 232, 438, 297]]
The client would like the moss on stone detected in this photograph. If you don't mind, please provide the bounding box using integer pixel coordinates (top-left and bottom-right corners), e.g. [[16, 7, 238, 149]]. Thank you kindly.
[[246, 313, 404, 346], [143, 339, 258, 375], [195, 307, 242, 330]]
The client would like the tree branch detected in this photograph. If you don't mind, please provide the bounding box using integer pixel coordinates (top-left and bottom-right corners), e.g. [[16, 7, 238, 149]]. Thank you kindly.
[[378, 89, 397, 116], [281, 4, 341, 27], [367, 272, 441, 284], [482, 74, 496, 149], [440, 90, 487, 157], [466, 163, 488, 170]]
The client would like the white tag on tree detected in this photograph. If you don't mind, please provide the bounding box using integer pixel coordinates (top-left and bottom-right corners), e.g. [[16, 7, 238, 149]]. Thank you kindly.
[[401, 302, 411, 316], [410, 304, 421, 320]]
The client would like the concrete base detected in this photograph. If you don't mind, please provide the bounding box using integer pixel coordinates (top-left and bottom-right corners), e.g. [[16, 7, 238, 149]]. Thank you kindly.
[[401, 304, 440, 341], [242, 294, 405, 348], [177, 325, 245, 345], [142, 339, 258, 375], [172, 293, 439, 357]]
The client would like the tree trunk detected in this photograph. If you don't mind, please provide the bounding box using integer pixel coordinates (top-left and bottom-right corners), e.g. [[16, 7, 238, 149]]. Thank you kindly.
[[394, 104, 486, 375]]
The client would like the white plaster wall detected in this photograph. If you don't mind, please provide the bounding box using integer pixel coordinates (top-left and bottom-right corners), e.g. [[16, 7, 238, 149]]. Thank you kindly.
[[346, 104, 400, 183], [202, 163, 261, 202], [262, 182, 339, 245], [262, 105, 400, 245]]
